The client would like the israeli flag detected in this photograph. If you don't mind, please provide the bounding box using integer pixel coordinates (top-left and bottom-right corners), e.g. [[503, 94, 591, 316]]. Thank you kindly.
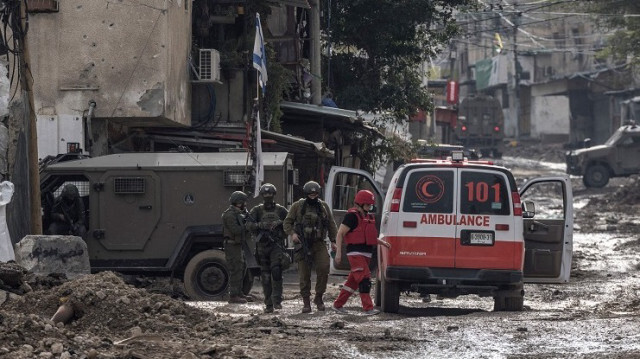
[[253, 13, 268, 95]]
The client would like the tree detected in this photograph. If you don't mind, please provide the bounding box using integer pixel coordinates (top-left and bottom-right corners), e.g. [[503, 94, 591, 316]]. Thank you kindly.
[[583, 0, 640, 66], [326, 0, 474, 170]]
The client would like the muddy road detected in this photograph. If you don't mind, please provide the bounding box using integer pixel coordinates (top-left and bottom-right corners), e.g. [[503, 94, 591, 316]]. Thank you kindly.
[[2, 147, 640, 358]]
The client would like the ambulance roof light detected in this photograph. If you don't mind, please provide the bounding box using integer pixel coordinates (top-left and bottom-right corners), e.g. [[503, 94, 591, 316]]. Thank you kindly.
[[451, 150, 464, 162]]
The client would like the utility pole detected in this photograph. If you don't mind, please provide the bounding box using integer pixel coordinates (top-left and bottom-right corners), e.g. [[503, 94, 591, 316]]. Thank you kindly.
[[309, 0, 322, 105], [20, 1, 42, 234], [512, 10, 521, 140]]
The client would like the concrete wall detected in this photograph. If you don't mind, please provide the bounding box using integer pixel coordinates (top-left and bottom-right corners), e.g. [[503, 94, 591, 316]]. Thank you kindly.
[[28, 0, 192, 157], [531, 95, 570, 142]]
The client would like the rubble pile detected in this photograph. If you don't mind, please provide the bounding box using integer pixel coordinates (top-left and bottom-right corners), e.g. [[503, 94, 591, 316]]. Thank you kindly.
[[609, 176, 640, 205], [502, 140, 566, 163], [0, 269, 234, 358]]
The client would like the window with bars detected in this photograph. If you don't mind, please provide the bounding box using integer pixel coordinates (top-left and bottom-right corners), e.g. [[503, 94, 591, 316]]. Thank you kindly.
[[114, 177, 145, 194]]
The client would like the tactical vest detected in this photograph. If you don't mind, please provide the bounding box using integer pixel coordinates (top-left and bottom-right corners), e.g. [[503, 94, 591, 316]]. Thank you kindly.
[[256, 204, 286, 242], [344, 208, 378, 246], [297, 199, 329, 240]]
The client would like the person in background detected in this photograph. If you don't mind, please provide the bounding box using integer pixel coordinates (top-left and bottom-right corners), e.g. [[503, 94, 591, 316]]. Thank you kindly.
[[48, 184, 87, 237], [332, 190, 390, 315], [283, 181, 338, 313]]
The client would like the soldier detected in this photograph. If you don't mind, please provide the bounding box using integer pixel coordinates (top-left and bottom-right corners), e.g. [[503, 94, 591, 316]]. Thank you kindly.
[[283, 181, 338, 313], [48, 184, 87, 237], [222, 191, 253, 304], [247, 183, 290, 313]]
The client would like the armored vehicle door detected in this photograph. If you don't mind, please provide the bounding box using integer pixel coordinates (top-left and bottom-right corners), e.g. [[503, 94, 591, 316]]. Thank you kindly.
[[95, 171, 161, 250], [520, 176, 573, 283], [325, 166, 384, 275], [616, 132, 640, 173]]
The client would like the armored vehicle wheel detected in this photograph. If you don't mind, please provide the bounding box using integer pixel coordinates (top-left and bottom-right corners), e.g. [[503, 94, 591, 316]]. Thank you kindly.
[[380, 273, 400, 313], [583, 164, 609, 188], [184, 250, 229, 300], [374, 278, 381, 307]]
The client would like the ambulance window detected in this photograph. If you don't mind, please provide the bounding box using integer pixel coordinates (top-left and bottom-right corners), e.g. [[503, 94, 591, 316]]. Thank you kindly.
[[520, 181, 565, 220], [402, 170, 454, 213], [460, 171, 510, 215]]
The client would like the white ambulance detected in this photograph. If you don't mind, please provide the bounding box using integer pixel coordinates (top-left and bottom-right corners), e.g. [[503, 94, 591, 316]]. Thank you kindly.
[[326, 151, 573, 313]]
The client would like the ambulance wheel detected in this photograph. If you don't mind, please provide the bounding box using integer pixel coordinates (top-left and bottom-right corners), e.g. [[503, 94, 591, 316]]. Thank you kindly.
[[184, 250, 229, 301], [374, 278, 381, 307], [583, 164, 609, 188], [380, 274, 400, 313], [494, 293, 524, 311]]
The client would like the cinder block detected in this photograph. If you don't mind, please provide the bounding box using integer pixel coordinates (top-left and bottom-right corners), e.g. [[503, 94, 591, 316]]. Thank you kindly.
[[15, 235, 90, 279]]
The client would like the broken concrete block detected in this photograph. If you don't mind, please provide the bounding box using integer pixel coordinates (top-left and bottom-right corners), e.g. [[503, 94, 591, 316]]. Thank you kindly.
[[15, 236, 90, 279]]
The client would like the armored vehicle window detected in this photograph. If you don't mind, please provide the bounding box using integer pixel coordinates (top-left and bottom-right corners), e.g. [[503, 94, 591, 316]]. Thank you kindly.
[[460, 171, 510, 215], [224, 170, 250, 186], [114, 177, 145, 194], [620, 134, 640, 146], [402, 170, 454, 213]]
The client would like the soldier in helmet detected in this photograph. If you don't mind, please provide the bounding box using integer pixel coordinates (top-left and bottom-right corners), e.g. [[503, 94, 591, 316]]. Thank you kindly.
[[332, 189, 390, 315], [222, 190, 253, 304], [283, 181, 338, 313], [48, 183, 87, 237], [247, 183, 289, 313]]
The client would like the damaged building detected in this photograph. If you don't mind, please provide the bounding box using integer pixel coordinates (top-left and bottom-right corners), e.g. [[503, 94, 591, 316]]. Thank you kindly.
[[24, 0, 378, 191]]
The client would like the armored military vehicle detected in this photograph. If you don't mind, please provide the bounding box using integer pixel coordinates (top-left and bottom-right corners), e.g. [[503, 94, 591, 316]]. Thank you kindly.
[[39, 151, 297, 300], [455, 94, 505, 158], [566, 122, 640, 188]]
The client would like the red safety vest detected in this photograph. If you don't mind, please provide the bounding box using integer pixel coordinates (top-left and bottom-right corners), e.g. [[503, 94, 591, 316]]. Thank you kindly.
[[344, 208, 378, 246]]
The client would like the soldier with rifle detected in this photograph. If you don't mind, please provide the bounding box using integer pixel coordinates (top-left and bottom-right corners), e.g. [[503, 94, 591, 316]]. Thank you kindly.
[[47, 184, 87, 237], [222, 191, 255, 304], [247, 183, 290, 313], [283, 181, 338, 313]]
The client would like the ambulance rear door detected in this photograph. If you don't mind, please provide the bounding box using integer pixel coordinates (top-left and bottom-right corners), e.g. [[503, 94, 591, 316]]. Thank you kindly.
[[454, 168, 519, 270], [325, 166, 383, 275], [520, 176, 573, 283]]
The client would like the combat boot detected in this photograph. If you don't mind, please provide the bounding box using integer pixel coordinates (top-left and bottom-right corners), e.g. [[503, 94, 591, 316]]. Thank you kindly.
[[302, 296, 312, 313], [314, 293, 326, 311]]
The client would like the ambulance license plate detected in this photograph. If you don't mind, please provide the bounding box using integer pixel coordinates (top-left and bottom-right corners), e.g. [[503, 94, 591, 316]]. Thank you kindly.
[[469, 232, 494, 245]]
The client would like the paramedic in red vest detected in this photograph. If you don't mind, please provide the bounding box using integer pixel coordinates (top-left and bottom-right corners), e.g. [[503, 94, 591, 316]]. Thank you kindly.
[[332, 190, 390, 315]]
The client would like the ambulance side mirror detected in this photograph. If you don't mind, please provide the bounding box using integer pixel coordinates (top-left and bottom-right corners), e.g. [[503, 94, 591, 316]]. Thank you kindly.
[[522, 201, 535, 219]]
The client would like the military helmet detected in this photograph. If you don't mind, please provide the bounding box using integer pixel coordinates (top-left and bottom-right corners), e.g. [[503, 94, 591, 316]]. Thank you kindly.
[[229, 191, 248, 205], [303, 181, 321, 196], [61, 184, 80, 201], [259, 183, 277, 196], [354, 189, 375, 205]]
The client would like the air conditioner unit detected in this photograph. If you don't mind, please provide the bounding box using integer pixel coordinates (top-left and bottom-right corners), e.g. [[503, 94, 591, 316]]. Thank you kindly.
[[194, 49, 221, 83]]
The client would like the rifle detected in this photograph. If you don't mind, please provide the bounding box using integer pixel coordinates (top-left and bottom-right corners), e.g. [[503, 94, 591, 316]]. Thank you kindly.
[[239, 209, 261, 276], [294, 223, 313, 267]]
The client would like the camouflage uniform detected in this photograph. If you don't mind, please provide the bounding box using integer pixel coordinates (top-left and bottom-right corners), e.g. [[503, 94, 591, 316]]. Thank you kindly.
[[222, 204, 250, 300], [283, 196, 337, 310], [247, 202, 289, 311]]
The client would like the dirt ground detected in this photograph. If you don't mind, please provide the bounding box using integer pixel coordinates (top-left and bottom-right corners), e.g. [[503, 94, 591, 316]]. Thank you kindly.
[[1, 141, 640, 358]]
